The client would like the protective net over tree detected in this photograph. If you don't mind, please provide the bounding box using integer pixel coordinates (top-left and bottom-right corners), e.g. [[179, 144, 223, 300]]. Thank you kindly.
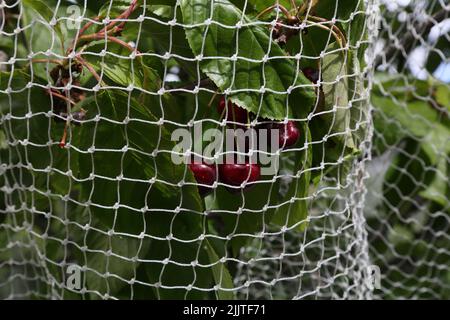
[[0, 0, 448, 300], [367, 0, 450, 299]]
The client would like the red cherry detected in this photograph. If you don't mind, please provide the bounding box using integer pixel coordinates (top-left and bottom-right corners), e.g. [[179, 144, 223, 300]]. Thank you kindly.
[[256, 120, 300, 149], [302, 67, 320, 84], [189, 162, 217, 196], [278, 121, 300, 148], [219, 162, 261, 189], [217, 97, 248, 124]]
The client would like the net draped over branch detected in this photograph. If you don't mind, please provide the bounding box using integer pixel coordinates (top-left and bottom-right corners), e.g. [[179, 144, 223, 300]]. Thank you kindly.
[[0, 0, 448, 300]]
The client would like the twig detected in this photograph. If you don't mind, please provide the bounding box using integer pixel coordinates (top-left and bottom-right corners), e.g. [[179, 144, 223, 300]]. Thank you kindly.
[[79, 16, 101, 37], [68, 0, 139, 55], [77, 33, 140, 54], [100, 0, 139, 34]]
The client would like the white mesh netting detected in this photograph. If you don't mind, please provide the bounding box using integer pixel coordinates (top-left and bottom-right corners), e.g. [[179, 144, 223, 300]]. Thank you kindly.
[[367, 0, 450, 299], [0, 0, 448, 300]]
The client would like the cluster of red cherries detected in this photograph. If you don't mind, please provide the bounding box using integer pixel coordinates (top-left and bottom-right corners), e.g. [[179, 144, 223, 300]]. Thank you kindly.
[[189, 97, 301, 196], [188, 68, 319, 196]]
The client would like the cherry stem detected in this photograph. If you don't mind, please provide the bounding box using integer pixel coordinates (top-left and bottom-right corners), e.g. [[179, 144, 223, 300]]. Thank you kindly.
[[307, 15, 347, 48], [75, 55, 104, 85], [304, 20, 345, 49], [48, 89, 76, 106], [207, 92, 218, 109], [256, 4, 293, 21], [289, 0, 297, 11], [297, 0, 319, 17]]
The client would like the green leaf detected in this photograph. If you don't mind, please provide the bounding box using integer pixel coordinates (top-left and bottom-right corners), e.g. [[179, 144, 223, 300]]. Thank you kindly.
[[75, 90, 219, 299], [77, 90, 204, 234], [321, 42, 355, 149], [85, 230, 151, 299], [205, 239, 235, 300], [0, 70, 72, 192], [22, 0, 65, 47], [421, 124, 450, 165], [98, 1, 178, 18], [388, 224, 414, 246], [348, 52, 369, 147], [148, 5, 175, 19], [100, 56, 162, 92], [372, 95, 440, 139], [271, 123, 311, 231], [126, 12, 198, 78], [382, 139, 435, 215], [348, 1, 367, 64], [247, 0, 304, 12], [371, 74, 447, 156], [181, 0, 315, 120], [418, 124, 450, 207], [435, 84, 450, 113], [315, 0, 362, 21], [208, 182, 279, 256], [0, 130, 7, 150], [98, 0, 135, 17], [419, 155, 448, 207], [144, 211, 220, 299], [372, 75, 449, 209]]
